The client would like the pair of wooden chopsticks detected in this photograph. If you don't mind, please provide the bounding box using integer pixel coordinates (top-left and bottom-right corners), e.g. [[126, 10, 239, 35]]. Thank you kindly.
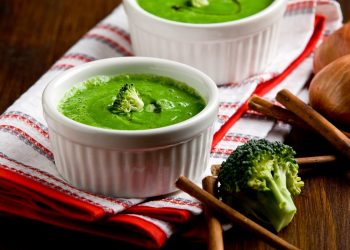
[[249, 89, 350, 159], [249, 92, 350, 137], [178, 154, 337, 250], [175, 89, 350, 250], [176, 176, 299, 250], [176, 164, 339, 250]]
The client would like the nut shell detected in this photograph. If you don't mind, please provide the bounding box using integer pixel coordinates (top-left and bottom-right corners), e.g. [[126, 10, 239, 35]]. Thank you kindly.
[[313, 22, 350, 74], [309, 54, 350, 127]]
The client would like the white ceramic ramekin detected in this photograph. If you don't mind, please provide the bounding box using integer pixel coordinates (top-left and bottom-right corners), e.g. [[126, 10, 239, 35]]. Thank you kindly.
[[42, 57, 219, 198], [123, 0, 286, 84]]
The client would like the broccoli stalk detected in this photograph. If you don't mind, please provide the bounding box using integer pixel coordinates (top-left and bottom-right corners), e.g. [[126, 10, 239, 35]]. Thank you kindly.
[[218, 139, 304, 232], [109, 83, 144, 114]]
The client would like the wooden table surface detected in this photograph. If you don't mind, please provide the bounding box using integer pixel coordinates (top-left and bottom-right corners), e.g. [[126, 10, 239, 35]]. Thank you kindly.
[[0, 1, 349, 249]]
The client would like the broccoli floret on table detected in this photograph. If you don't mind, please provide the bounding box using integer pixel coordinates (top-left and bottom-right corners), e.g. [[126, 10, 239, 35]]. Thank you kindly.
[[109, 83, 144, 114], [218, 139, 304, 232]]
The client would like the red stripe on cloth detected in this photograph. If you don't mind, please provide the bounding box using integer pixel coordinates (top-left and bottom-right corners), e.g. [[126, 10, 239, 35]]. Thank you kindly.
[[50, 64, 75, 71], [0, 197, 166, 249], [0, 125, 53, 160], [124, 197, 202, 223], [95, 24, 131, 42], [221, 135, 251, 143], [0, 168, 105, 221], [210, 147, 233, 155], [161, 197, 202, 209], [217, 114, 230, 121], [287, 1, 315, 12], [0, 113, 49, 138], [84, 33, 133, 56], [108, 214, 169, 249], [211, 15, 326, 148], [61, 53, 95, 62], [219, 102, 240, 109], [126, 206, 192, 223], [0, 157, 131, 211]]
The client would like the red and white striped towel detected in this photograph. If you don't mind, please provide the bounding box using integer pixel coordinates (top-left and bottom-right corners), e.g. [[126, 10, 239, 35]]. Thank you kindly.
[[0, 1, 342, 249]]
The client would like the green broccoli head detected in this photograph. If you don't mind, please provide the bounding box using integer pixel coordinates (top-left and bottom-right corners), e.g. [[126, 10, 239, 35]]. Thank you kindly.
[[218, 139, 304, 232], [109, 83, 144, 114]]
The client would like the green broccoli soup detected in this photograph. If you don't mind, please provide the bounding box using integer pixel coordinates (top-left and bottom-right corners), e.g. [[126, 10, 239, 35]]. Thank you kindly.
[[137, 0, 274, 24], [58, 74, 206, 130]]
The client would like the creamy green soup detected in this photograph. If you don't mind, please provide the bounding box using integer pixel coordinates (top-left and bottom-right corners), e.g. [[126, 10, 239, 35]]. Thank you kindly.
[[137, 0, 274, 24], [58, 74, 206, 130]]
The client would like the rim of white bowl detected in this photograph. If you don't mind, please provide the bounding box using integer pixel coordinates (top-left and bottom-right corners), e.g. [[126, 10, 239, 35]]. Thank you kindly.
[[123, 0, 286, 29], [42, 57, 219, 139]]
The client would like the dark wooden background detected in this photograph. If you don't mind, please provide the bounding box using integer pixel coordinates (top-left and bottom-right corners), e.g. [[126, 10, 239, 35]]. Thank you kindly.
[[0, 1, 349, 249]]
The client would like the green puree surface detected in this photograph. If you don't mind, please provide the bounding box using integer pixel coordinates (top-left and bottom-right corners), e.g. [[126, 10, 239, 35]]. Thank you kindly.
[[137, 0, 274, 24], [58, 74, 206, 130]]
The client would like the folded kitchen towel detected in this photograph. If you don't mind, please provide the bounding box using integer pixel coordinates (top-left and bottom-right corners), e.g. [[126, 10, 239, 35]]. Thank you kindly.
[[0, 0, 342, 249]]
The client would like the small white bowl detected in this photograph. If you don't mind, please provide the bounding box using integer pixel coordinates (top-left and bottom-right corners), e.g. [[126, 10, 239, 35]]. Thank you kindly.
[[42, 57, 219, 198], [123, 0, 287, 84]]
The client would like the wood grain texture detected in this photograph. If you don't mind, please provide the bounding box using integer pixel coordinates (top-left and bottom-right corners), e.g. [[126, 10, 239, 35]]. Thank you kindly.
[[337, 0, 350, 22], [0, 0, 122, 113], [0, 1, 349, 250]]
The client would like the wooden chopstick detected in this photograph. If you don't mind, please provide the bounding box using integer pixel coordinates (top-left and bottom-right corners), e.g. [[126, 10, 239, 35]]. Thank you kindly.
[[276, 89, 350, 160], [175, 176, 300, 250], [202, 176, 224, 250], [248, 95, 309, 130], [248, 95, 350, 138], [210, 154, 339, 177], [296, 155, 338, 166]]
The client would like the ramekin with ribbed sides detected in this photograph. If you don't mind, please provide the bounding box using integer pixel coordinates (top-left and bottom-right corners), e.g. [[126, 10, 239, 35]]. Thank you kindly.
[[42, 57, 219, 198], [123, 0, 287, 84]]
